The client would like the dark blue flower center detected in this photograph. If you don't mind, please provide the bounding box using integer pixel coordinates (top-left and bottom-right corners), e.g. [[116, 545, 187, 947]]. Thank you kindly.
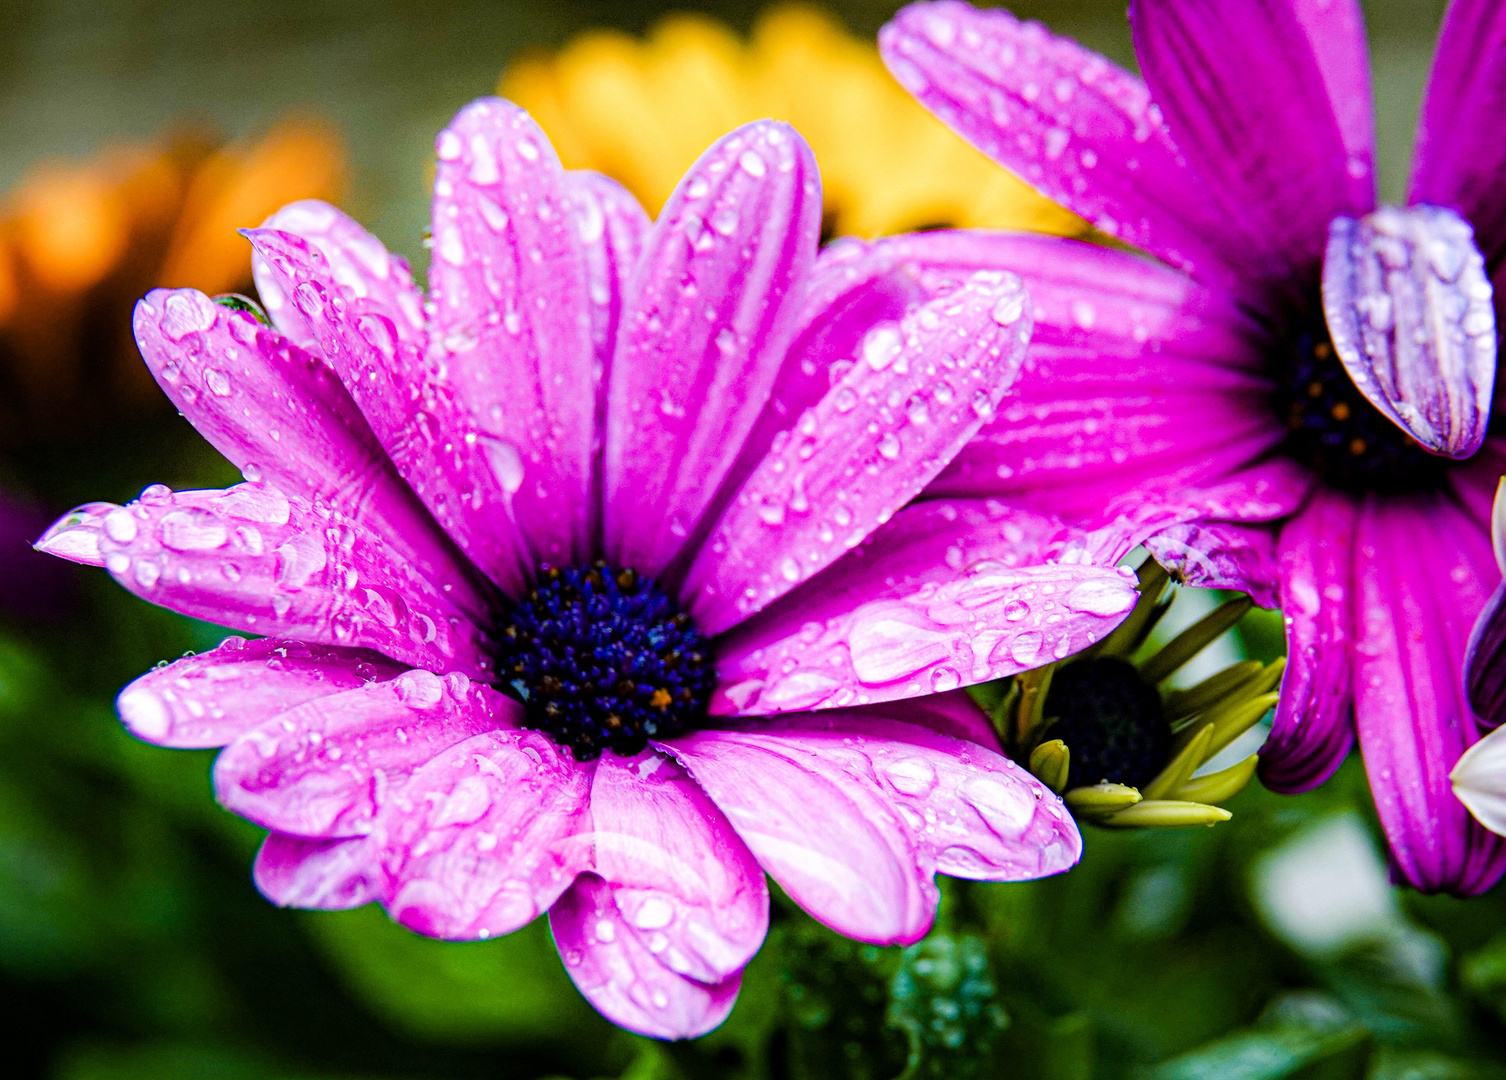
[[1044, 657, 1169, 790], [496, 562, 717, 760], [1273, 316, 1451, 494]]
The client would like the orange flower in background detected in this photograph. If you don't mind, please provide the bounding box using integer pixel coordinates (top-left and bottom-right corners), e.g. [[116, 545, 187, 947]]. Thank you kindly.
[[501, 4, 1085, 240], [0, 118, 345, 443]]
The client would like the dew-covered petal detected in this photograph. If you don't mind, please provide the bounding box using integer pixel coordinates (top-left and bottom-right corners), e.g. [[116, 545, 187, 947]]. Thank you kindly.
[[94, 483, 494, 680], [1129, 0, 1372, 302], [1352, 494, 1506, 896], [834, 689, 1002, 752], [549, 873, 741, 1040], [1322, 206, 1496, 459], [245, 227, 531, 597], [429, 99, 595, 567], [661, 713, 1080, 945], [711, 500, 1138, 716], [1410, 0, 1506, 273], [1466, 582, 1506, 731], [215, 670, 514, 839], [582, 751, 766, 985], [253, 833, 378, 910], [134, 289, 491, 622], [375, 729, 593, 940], [685, 270, 1034, 636], [116, 635, 403, 749], [251, 199, 427, 351], [565, 170, 652, 383], [602, 120, 821, 578], [1259, 491, 1359, 793], [879, 2, 1229, 286], [34, 502, 115, 567], [1142, 521, 1280, 609]]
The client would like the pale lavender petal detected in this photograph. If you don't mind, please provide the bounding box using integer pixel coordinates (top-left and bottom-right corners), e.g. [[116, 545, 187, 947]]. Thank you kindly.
[[661, 714, 1079, 945], [375, 729, 593, 940], [1142, 521, 1280, 609], [245, 227, 530, 597], [117, 636, 403, 749], [215, 670, 513, 838], [585, 752, 767, 984], [34, 502, 115, 566], [550, 874, 740, 1040], [1129, 0, 1372, 301], [253, 833, 377, 910], [1260, 491, 1359, 793], [1292, 0, 1376, 192], [1410, 0, 1506, 271], [1322, 206, 1496, 458], [1353, 494, 1506, 895], [134, 289, 491, 623], [1466, 581, 1506, 729], [251, 200, 427, 351], [711, 500, 1138, 715], [879, 2, 1231, 287], [1452, 724, 1506, 837], [684, 269, 1034, 636], [602, 121, 822, 578], [430, 100, 595, 567], [94, 483, 494, 680]]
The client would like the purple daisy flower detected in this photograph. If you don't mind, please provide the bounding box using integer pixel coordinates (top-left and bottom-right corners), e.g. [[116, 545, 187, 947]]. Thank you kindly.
[[876, 0, 1506, 894], [34, 98, 1145, 1037]]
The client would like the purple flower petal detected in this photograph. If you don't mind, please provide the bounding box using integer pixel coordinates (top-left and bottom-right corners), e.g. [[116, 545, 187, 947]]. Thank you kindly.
[[214, 670, 513, 839], [1129, 0, 1372, 303], [1353, 493, 1506, 895], [116, 636, 403, 749], [582, 751, 767, 984], [1142, 521, 1280, 609], [1292, 0, 1376, 191], [711, 500, 1138, 715], [251, 200, 427, 352], [1466, 581, 1506, 730], [1452, 723, 1506, 837], [430, 100, 596, 567], [835, 690, 1002, 752], [1410, 0, 1506, 272], [34, 502, 115, 566], [134, 289, 491, 623], [602, 120, 821, 578], [661, 714, 1080, 945], [375, 729, 593, 940], [254, 833, 377, 911], [93, 483, 495, 680], [879, 2, 1229, 287], [1259, 491, 1359, 793], [1322, 206, 1496, 459], [684, 269, 1034, 636], [549, 873, 740, 1040], [245, 227, 531, 597]]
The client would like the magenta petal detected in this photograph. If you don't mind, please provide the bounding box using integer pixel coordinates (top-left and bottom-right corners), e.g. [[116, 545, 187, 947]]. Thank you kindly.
[[1292, 0, 1376, 192], [134, 290, 491, 622], [430, 100, 595, 567], [245, 227, 531, 597], [711, 500, 1139, 715], [1322, 206, 1497, 459], [215, 670, 514, 838], [1142, 521, 1280, 609], [375, 729, 593, 940], [550, 874, 740, 1040], [1466, 582, 1506, 730], [95, 483, 494, 680], [586, 752, 767, 984], [1129, 0, 1372, 300], [661, 714, 1079, 945], [1410, 0, 1506, 271], [1353, 494, 1506, 895], [117, 636, 403, 749], [879, 2, 1229, 286], [685, 270, 1034, 636], [254, 833, 377, 910], [602, 121, 822, 577], [34, 502, 115, 566], [1260, 491, 1359, 793], [251, 200, 427, 351], [835, 690, 1002, 752]]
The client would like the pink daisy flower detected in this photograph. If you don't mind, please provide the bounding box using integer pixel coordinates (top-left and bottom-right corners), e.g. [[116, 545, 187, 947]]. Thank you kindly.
[[35, 99, 1143, 1037]]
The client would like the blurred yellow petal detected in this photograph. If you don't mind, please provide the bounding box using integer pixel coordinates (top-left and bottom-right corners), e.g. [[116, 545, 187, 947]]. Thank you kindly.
[[11, 166, 129, 293]]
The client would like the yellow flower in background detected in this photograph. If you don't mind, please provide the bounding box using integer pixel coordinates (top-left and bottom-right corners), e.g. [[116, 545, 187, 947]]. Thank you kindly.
[[501, 4, 1084, 239], [0, 118, 345, 443]]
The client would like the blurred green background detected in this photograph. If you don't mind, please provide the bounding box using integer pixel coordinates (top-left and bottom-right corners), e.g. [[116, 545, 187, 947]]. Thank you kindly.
[[5, 1, 1506, 1078]]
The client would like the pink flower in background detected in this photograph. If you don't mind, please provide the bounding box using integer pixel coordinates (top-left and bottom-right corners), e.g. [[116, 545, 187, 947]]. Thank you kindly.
[[878, 0, 1506, 894], [36, 99, 1143, 1037]]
